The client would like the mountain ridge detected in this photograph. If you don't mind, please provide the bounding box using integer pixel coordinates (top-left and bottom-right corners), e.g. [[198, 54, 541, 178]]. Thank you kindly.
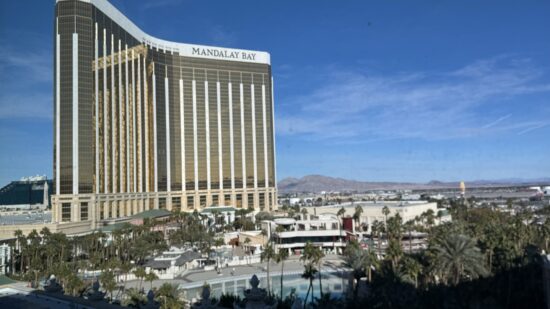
[[277, 175, 550, 193]]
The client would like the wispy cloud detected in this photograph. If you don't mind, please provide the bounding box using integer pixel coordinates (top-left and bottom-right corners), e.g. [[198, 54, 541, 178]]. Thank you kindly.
[[0, 48, 52, 120], [482, 114, 512, 129], [277, 56, 550, 142], [0, 49, 51, 82], [516, 122, 549, 135]]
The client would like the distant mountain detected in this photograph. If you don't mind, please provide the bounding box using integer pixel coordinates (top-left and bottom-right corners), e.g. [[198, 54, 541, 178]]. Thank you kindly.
[[277, 175, 550, 193]]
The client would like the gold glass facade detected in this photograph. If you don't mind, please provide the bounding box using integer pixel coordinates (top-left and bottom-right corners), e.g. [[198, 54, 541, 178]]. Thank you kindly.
[[52, 0, 277, 227]]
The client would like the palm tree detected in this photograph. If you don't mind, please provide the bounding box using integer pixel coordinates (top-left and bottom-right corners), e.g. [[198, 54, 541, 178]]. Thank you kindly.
[[400, 256, 422, 288], [156, 283, 183, 308], [371, 220, 384, 256], [425, 209, 435, 229], [431, 233, 489, 285], [353, 205, 363, 228], [382, 206, 390, 226], [337, 207, 346, 219], [275, 248, 289, 300], [145, 272, 159, 291], [133, 267, 147, 291], [301, 242, 324, 301], [363, 249, 379, 283], [385, 214, 403, 270], [123, 287, 147, 307], [539, 218, 550, 252], [100, 270, 117, 302], [343, 241, 364, 295], [260, 243, 276, 295], [301, 262, 318, 308]]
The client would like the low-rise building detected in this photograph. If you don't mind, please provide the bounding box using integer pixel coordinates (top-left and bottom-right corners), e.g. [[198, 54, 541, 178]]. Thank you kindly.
[[262, 214, 346, 255], [144, 248, 201, 279], [303, 201, 450, 233]]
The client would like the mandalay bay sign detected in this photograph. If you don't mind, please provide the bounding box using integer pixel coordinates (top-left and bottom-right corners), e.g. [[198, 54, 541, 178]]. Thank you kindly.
[[191, 46, 258, 61]]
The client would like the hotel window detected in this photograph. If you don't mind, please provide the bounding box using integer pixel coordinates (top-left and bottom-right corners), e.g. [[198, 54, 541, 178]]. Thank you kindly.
[[200, 195, 207, 208], [99, 202, 105, 220], [224, 194, 231, 205], [212, 194, 219, 206], [108, 202, 112, 218], [61, 203, 71, 222], [187, 196, 195, 209], [159, 198, 167, 209], [172, 197, 181, 212], [247, 193, 254, 208], [80, 202, 88, 221], [236, 194, 242, 208], [259, 193, 265, 210]]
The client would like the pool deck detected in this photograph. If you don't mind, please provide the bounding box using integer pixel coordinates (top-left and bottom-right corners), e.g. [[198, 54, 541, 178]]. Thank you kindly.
[[124, 254, 348, 290]]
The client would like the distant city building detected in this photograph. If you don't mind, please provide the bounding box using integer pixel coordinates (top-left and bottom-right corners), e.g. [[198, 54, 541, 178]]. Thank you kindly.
[[0, 176, 51, 210], [52, 0, 277, 232]]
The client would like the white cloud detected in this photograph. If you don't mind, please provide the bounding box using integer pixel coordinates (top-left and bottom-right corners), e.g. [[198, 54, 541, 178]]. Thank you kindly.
[[277, 56, 550, 142]]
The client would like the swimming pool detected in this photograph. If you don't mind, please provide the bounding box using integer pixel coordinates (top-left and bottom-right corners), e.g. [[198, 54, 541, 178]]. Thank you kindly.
[[181, 270, 351, 303]]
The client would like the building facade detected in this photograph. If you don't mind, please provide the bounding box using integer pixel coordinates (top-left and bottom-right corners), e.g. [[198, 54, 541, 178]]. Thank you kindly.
[[303, 201, 450, 233], [53, 0, 277, 229], [262, 215, 346, 255]]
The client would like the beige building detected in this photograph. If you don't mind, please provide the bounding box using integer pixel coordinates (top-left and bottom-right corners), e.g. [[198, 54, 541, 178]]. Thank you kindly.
[[304, 201, 449, 233]]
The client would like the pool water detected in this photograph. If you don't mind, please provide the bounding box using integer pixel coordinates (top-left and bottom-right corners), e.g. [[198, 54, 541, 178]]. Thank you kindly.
[[182, 271, 351, 302]]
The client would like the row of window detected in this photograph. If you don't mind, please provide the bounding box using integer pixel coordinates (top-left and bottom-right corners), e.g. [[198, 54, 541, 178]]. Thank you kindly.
[[60, 192, 273, 222]]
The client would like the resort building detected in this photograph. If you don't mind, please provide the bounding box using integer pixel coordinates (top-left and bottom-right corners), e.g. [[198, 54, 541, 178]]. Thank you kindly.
[[262, 214, 347, 255], [52, 0, 277, 232], [302, 201, 450, 233]]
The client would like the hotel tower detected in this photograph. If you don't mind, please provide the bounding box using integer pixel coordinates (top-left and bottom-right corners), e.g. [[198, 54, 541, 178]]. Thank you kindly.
[[52, 0, 277, 228]]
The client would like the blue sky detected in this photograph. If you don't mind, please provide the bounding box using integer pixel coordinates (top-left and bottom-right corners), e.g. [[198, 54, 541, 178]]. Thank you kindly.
[[1, 0, 549, 186]]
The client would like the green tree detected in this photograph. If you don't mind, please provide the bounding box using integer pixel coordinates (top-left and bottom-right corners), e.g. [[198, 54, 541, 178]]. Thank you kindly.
[[301, 261, 318, 308], [156, 283, 184, 309], [371, 220, 385, 256], [382, 206, 390, 225], [261, 243, 276, 295], [385, 214, 404, 270], [431, 233, 489, 285], [400, 256, 422, 288], [301, 242, 324, 302], [275, 248, 289, 300], [353, 205, 363, 226], [100, 270, 117, 302], [145, 272, 159, 290], [133, 266, 147, 291], [123, 287, 147, 307]]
